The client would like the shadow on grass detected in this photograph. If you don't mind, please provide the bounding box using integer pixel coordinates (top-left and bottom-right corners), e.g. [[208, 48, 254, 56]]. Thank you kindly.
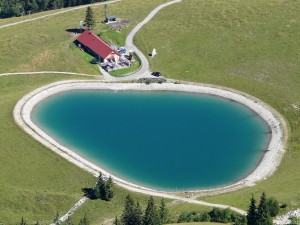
[[65, 28, 83, 33], [82, 187, 96, 200]]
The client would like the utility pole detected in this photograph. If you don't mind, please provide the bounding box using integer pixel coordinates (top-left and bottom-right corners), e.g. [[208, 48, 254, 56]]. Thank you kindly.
[[104, 0, 107, 21]]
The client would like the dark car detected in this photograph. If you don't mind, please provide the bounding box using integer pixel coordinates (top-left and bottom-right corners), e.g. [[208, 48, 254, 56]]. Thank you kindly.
[[118, 47, 126, 54], [151, 71, 161, 77]]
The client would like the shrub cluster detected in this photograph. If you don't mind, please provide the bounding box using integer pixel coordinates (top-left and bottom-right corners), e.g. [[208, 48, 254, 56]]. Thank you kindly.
[[177, 208, 246, 225]]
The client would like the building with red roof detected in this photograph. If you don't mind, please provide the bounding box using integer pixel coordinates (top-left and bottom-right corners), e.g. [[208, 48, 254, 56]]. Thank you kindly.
[[76, 29, 120, 62]]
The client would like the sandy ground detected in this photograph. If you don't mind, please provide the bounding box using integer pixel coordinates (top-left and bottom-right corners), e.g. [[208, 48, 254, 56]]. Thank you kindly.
[[13, 80, 287, 214]]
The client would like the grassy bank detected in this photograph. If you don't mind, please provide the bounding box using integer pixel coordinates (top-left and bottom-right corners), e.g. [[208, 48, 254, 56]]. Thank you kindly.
[[0, 75, 97, 224]]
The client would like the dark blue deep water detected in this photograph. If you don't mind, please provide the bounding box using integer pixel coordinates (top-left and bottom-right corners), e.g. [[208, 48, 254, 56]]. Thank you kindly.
[[32, 90, 270, 191]]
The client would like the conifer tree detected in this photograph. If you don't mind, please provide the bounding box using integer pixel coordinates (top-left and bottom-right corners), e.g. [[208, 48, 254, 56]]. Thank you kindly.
[[95, 172, 105, 199], [133, 202, 143, 225], [105, 176, 114, 201], [93, 173, 114, 200], [84, 6, 95, 30], [159, 198, 168, 224], [143, 196, 161, 225], [121, 194, 135, 225], [247, 195, 257, 225], [257, 192, 272, 225]]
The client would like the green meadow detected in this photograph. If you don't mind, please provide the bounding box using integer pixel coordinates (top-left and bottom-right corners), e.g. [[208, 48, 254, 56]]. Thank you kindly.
[[0, 0, 300, 224], [135, 0, 300, 210]]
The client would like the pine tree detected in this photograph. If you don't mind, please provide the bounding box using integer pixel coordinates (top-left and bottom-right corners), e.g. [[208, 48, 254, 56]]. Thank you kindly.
[[159, 198, 168, 224], [94, 173, 114, 200], [132, 202, 143, 225], [257, 192, 272, 225], [94, 172, 105, 199], [105, 176, 114, 201], [247, 195, 257, 225], [121, 194, 135, 225], [84, 6, 95, 30], [143, 196, 161, 225], [31, 0, 39, 12]]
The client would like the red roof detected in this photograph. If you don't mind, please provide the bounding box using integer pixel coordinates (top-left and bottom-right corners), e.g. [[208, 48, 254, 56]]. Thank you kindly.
[[77, 30, 120, 59]]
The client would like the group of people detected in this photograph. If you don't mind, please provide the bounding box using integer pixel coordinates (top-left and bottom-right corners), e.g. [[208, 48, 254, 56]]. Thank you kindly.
[[102, 53, 132, 72]]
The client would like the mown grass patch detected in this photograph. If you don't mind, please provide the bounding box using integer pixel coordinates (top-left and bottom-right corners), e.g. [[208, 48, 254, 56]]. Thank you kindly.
[[69, 43, 100, 74], [0, 74, 96, 224], [98, 28, 128, 47]]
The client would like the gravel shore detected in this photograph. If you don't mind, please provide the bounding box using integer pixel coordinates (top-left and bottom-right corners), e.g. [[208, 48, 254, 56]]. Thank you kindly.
[[13, 81, 287, 204]]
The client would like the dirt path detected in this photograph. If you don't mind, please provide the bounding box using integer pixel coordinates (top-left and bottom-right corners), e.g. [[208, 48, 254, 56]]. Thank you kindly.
[[49, 197, 89, 225]]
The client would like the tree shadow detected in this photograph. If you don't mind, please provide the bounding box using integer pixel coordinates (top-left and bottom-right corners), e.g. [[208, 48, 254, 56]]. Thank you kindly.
[[82, 188, 96, 200], [65, 28, 83, 34]]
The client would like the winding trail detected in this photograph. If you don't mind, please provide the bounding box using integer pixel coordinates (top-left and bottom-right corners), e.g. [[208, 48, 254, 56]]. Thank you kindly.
[[2, 0, 290, 224]]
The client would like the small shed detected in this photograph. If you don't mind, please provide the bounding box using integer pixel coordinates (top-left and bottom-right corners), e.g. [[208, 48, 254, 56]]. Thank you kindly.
[[105, 15, 117, 23]]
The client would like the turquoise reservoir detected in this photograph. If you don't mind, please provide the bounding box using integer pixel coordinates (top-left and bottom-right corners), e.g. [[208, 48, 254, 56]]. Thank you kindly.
[[32, 90, 270, 191]]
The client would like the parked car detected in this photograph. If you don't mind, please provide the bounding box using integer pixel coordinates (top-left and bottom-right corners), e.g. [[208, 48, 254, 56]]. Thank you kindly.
[[118, 47, 126, 54], [151, 71, 161, 77]]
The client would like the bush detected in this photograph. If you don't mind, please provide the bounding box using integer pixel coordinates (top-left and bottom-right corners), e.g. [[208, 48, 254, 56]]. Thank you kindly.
[[177, 212, 192, 223], [268, 197, 280, 217], [176, 208, 246, 224]]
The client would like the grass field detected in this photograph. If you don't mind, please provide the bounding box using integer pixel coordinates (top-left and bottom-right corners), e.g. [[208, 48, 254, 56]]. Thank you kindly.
[[135, 0, 300, 210], [0, 75, 96, 224], [0, 0, 300, 224]]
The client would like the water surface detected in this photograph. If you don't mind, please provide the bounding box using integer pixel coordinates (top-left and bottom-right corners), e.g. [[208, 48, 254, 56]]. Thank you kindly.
[[32, 90, 270, 191]]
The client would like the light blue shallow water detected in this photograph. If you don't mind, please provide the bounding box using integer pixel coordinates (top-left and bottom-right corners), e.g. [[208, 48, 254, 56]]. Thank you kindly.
[[32, 90, 270, 191]]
